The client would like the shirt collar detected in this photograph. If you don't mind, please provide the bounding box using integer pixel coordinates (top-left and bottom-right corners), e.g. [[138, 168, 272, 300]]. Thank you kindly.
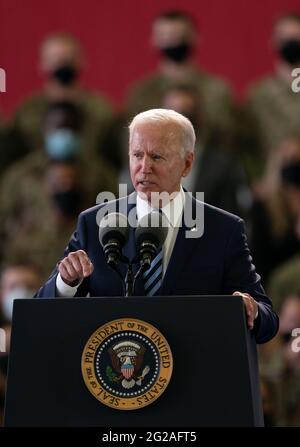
[[136, 186, 185, 228]]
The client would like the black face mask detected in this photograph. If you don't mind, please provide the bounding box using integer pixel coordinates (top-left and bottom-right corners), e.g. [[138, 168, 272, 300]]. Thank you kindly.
[[281, 162, 300, 187], [51, 189, 81, 218], [52, 65, 78, 86], [161, 43, 191, 63], [279, 39, 300, 65]]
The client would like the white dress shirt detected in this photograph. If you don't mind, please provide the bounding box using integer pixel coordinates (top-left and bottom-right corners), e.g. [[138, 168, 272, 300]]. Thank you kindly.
[[56, 187, 185, 297], [136, 188, 185, 275]]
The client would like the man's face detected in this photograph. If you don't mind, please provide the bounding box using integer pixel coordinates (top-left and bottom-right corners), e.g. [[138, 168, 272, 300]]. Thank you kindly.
[[273, 19, 300, 66], [280, 296, 300, 334], [0, 267, 40, 302], [152, 18, 194, 49], [274, 19, 300, 46], [162, 90, 199, 128], [44, 109, 75, 133], [163, 90, 195, 116], [40, 38, 80, 74], [45, 163, 78, 194], [129, 122, 194, 202]]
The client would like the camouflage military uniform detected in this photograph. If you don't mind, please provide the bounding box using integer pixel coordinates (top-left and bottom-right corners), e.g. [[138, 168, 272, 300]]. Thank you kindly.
[[126, 68, 235, 147], [259, 342, 300, 426], [242, 76, 300, 179], [9, 89, 114, 164], [0, 151, 117, 280], [267, 254, 300, 313]]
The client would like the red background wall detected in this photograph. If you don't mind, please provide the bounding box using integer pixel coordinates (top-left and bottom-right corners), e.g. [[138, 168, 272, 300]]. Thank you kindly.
[[0, 0, 300, 117]]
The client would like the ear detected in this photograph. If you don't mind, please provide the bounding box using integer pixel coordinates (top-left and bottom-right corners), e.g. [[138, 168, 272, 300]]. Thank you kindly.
[[182, 151, 194, 177]]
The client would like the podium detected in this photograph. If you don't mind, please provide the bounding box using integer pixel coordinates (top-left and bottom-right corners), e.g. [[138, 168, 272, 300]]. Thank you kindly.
[[4, 296, 263, 426]]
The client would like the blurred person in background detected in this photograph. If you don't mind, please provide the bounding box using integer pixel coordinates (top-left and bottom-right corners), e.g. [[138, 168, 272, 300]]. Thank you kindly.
[[267, 254, 300, 313], [242, 13, 300, 182], [0, 263, 41, 426], [0, 106, 32, 175], [161, 84, 251, 217], [250, 138, 300, 284], [4, 32, 114, 169], [260, 378, 277, 426], [259, 294, 300, 426], [0, 123, 30, 176], [0, 263, 41, 339], [0, 101, 116, 279], [126, 10, 235, 148]]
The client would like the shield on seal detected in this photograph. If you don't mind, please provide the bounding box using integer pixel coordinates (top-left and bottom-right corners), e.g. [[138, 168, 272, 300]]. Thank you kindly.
[[121, 362, 134, 379]]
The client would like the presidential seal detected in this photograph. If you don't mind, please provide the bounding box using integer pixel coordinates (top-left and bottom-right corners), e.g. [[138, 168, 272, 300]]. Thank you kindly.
[[81, 318, 173, 410]]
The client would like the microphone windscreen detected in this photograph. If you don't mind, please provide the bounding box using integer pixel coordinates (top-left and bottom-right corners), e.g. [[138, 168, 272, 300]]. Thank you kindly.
[[135, 210, 169, 250], [99, 213, 129, 247]]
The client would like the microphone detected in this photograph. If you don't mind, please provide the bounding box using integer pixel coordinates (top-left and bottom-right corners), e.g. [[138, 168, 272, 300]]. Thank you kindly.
[[135, 211, 168, 272], [99, 213, 129, 267]]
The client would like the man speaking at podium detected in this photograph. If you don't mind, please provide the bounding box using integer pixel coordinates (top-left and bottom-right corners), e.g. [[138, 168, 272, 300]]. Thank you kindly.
[[36, 109, 278, 344]]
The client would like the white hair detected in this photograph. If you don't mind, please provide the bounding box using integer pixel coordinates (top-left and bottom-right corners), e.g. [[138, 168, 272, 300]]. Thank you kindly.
[[129, 108, 195, 156]]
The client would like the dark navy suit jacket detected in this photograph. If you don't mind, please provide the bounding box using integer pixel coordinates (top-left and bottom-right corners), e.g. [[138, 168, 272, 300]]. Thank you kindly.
[[36, 193, 278, 344]]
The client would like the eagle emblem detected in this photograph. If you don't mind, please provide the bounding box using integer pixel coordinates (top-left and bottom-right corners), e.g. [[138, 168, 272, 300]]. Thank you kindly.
[[82, 318, 173, 410], [107, 340, 150, 389]]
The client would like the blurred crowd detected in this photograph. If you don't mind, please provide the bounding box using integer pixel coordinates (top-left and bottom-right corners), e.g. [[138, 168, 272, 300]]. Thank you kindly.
[[1, 10, 300, 426]]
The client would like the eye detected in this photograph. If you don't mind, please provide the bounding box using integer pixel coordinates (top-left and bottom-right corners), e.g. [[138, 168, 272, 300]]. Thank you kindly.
[[152, 154, 165, 161], [132, 152, 143, 160]]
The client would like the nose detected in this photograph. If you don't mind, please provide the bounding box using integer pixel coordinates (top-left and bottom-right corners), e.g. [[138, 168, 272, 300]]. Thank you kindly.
[[141, 155, 152, 173]]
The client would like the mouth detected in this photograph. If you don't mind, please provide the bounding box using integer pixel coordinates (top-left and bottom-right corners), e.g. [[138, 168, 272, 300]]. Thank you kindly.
[[137, 181, 155, 187]]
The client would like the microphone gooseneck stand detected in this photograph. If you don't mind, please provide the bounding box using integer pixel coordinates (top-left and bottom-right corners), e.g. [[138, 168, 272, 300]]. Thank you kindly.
[[124, 261, 134, 297], [112, 257, 151, 297], [108, 256, 144, 297], [125, 258, 149, 297]]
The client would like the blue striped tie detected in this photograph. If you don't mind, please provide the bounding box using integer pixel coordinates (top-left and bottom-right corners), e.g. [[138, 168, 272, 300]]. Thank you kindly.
[[143, 249, 163, 296]]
